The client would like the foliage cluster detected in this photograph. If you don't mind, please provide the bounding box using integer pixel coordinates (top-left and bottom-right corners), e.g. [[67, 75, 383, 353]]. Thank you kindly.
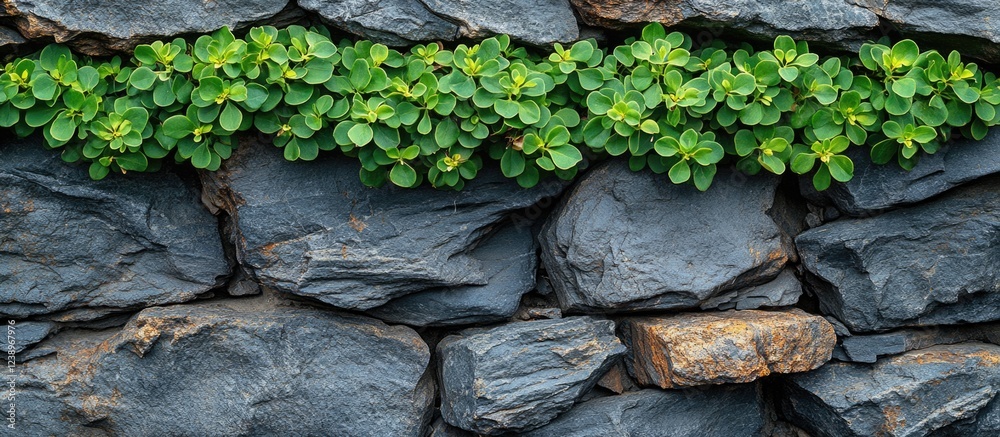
[[1, 23, 997, 190]]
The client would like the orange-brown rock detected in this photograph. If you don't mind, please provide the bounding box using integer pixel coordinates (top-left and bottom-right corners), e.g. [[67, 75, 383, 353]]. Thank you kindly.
[[620, 309, 835, 388]]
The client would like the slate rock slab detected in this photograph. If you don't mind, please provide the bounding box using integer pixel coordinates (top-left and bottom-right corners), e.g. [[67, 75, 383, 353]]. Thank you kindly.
[[0, 138, 228, 319], [570, 0, 878, 44], [4, 0, 290, 54], [422, 0, 578, 46], [621, 309, 835, 388], [540, 159, 794, 313], [699, 269, 802, 311], [802, 130, 1000, 216], [797, 176, 1000, 333], [10, 320, 56, 354], [782, 343, 1000, 437], [523, 386, 766, 437], [202, 139, 565, 311], [15, 302, 436, 435], [297, 0, 458, 46], [437, 316, 626, 434], [837, 322, 1000, 363], [367, 223, 537, 326]]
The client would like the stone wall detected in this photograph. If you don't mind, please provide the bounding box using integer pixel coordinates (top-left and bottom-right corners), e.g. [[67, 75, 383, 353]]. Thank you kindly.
[[4, 1, 1000, 435]]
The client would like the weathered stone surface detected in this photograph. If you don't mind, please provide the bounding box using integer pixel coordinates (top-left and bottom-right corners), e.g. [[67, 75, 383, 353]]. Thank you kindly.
[[782, 343, 1000, 437], [16, 301, 435, 435], [0, 138, 228, 319], [596, 361, 639, 394], [540, 159, 794, 313], [570, 0, 878, 44], [297, 0, 458, 46], [201, 139, 565, 311], [0, 25, 25, 52], [797, 177, 1000, 333], [10, 320, 56, 354], [437, 317, 626, 434], [837, 322, 1000, 363], [523, 386, 766, 437], [4, 0, 290, 54], [852, 0, 1000, 62], [422, 0, 578, 46], [367, 223, 536, 326], [621, 309, 835, 388], [430, 418, 474, 437], [700, 269, 803, 311], [802, 130, 1000, 216]]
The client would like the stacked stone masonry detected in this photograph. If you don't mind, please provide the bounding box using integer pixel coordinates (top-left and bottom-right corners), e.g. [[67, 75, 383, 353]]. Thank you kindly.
[[4, 1, 1000, 434]]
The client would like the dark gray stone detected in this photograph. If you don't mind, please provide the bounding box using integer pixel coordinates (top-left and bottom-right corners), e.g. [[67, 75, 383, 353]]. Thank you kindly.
[[802, 130, 1000, 217], [202, 139, 565, 311], [837, 322, 1000, 363], [570, 0, 878, 45], [5, 0, 290, 54], [422, 0, 578, 46], [10, 320, 56, 354], [782, 343, 1000, 437], [367, 223, 537, 326], [0, 138, 228, 319], [523, 386, 766, 437], [700, 269, 802, 310], [796, 176, 1000, 333], [297, 0, 458, 46], [539, 160, 794, 313], [430, 417, 474, 437], [851, 0, 1000, 62], [16, 300, 436, 435], [437, 316, 626, 434], [0, 25, 25, 52]]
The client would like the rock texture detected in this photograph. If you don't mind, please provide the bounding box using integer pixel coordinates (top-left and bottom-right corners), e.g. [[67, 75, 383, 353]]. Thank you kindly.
[[17, 301, 436, 435], [366, 223, 537, 326], [10, 321, 56, 354], [621, 310, 835, 388], [852, 0, 1000, 62], [3, 0, 290, 54], [422, 0, 578, 46], [782, 343, 1000, 437], [803, 130, 1000, 216], [540, 160, 794, 313], [437, 317, 626, 434], [837, 322, 1000, 363], [797, 176, 1000, 333], [524, 385, 766, 437], [699, 269, 802, 311], [297, 0, 458, 46], [202, 139, 564, 311], [570, 0, 878, 44], [0, 138, 228, 319]]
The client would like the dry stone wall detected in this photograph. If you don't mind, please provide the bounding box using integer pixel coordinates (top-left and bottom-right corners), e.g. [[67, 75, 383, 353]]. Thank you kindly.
[[4, 1, 1000, 435]]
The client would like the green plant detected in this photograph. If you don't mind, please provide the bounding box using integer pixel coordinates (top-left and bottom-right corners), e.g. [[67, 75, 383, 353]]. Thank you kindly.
[[0, 22, 996, 192]]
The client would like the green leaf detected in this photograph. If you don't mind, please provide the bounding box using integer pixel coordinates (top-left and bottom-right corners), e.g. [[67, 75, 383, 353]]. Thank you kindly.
[[692, 164, 717, 191], [778, 66, 798, 82], [870, 139, 897, 164], [435, 118, 460, 148], [348, 123, 374, 146], [501, 148, 526, 177], [791, 152, 817, 174], [826, 155, 854, 182], [162, 115, 196, 138], [219, 102, 243, 131], [191, 143, 212, 168], [668, 159, 691, 184], [891, 78, 916, 98], [116, 153, 148, 172], [89, 162, 110, 180], [129, 66, 158, 90], [390, 163, 418, 187], [548, 145, 583, 170]]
